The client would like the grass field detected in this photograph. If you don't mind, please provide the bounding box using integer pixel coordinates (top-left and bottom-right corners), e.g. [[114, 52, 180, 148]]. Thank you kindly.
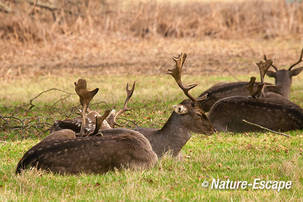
[[1, 73, 303, 201], [1, 0, 303, 201]]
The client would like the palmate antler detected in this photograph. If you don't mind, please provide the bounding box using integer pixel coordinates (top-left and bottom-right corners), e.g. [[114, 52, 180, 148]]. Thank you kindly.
[[167, 53, 207, 102], [74, 79, 99, 136], [246, 76, 264, 98], [106, 82, 136, 128], [248, 57, 273, 98], [256, 58, 273, 84]]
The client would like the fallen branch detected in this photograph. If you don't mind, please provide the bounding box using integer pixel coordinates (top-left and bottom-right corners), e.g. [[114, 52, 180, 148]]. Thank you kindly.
[[28, 88, 72, 110], [242, 119, 290, 138], [0, 115, 25, 129], [116, 117, 140, 128], [50, 94, 72, 108]]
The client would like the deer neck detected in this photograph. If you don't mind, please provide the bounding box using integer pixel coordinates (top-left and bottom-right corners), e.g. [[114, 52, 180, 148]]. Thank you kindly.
[[155, 112, 191, 157], [275, 77, 291, 98]]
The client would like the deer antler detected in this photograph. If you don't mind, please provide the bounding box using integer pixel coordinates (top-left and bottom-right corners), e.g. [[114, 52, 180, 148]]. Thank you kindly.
[[264, 55, 278, 71], [89, 110, 111, 136], [289, 48, 303, 70], [247, 76, 256, 96], [246, 76, 264, 98], [107, 82, 136, 128], [256, 59, 273, 84], [74, 79, 99, 136], [168, 53, 200, 102]]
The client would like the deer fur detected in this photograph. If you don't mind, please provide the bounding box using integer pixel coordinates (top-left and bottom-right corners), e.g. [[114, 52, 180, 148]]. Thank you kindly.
[[199, 49, 303, 112], [114, 53, 215, 158], [206, 55, 303, 132], [208, 95, 303, 132], [48, 55, 215, 159], [16, 128, 157, 174], [134, 99, 215, 158]]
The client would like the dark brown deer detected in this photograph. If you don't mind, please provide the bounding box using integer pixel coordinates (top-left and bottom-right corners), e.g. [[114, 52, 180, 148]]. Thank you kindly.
[[128, 53, 215, 158], [42, 110, 111, 143], [43, 79, 102, 142], [207, 57, 303, 132], [51, 55, 215, 158], [198, 48, 303, 112], [265, 50, 303, 98], [208, 95, 303, 132], [15, 128, 158, 174], [49, 82, 136, 134], [16, 79, 158, 175], [71, 54, 215, 158]]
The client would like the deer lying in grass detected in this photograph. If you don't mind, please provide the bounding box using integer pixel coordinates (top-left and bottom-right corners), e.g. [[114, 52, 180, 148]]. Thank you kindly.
[[15, 128, 158, 174], [49, 82, 136, 134], [50, 54, 215, 158], [128, 53, 215, 158], [42, 79, 107, 142], [207, 57, 303, 132], [199, 48, 303, 112], [16, 81, 157, 175]]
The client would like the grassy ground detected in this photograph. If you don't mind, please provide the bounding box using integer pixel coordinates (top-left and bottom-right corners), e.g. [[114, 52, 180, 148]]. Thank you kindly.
[[1, 0, 303, 200], [1, 73, 303, 201]]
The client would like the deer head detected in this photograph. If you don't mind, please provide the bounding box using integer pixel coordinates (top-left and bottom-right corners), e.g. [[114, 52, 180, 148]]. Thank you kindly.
[[265, 48, 303, 97], [168, 53, 215, 135]]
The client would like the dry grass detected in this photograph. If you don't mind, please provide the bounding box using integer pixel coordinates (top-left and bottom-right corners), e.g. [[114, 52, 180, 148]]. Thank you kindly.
[[1, 1, 303, 201], [0, 0, 303, 80], [1, 0, 303, 40], [1, 37, 303, 80]]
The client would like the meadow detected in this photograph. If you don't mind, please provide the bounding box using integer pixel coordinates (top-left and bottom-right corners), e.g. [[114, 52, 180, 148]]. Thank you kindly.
[[1, 0, 303, 201]]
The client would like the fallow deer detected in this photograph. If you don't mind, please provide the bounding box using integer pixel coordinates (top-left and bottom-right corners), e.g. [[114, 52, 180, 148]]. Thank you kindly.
[[58, 54, 215, 158], [129, 53, 215, 158], [49, 82, 136, 134], [198, 48, 303, 112], [16, 78, 158, 175], [15, 128, 158, 174], [207, 56, 303, 132], [42, 79, 103, 142]]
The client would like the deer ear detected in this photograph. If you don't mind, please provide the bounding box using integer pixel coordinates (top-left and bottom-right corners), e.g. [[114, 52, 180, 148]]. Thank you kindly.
[[173, 104, 188, 114], [266, 70, 276, 78], [290, 67, 303, 77]]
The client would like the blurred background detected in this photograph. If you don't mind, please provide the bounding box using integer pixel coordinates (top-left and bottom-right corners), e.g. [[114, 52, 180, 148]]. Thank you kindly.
[[0, 0, 302, 78]]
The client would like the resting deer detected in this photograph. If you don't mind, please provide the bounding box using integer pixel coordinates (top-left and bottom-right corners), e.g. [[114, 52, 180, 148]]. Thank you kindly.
[[207, 57, 303, 132], [199, 48, 303, 112], [42, 79, 107, 142], [15, 128, 158, 174], [52, 54, 215, 158], [126, 53, 216, 158], [49, 82, 136, 134], [16, 81, 157, 175]]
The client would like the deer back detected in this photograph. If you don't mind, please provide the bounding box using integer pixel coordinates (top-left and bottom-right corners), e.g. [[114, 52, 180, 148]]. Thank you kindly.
[[16, 128, 157, 175], [208, 96, 303, 132], [198, 81, 281, 112]]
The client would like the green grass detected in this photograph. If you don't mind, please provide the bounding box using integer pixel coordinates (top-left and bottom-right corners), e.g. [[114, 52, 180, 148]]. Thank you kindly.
[[1, 74, 303, 201]]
